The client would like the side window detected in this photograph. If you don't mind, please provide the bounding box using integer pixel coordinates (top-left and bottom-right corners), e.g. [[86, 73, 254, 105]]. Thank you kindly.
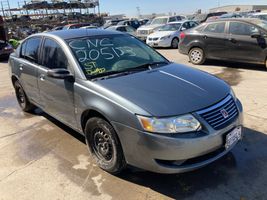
[[20, 41, 27, 59], [21, 37, 41, 63], [189, 21, 198, 28], [176, 16, 182, 21], [182, 22, 190, 29], [42, 38, 68, 69], [229, 22, 259, 36], [169, 17, 177, 22], [204, 22, 225, 33], [117, 27, 127, 32]]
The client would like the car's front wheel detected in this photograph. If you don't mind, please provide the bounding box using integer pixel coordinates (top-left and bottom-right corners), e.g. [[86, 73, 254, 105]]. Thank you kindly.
[[189, 47, 206, 65], [14, 80, 36, 112], [171, 38, 179, 49], [85, 117, 126, 174]]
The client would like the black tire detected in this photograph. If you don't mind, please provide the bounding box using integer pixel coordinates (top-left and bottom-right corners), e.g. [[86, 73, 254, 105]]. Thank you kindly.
[[14, 80, 36, 112], [85, 117, 126, 174], [189, 47, 206, 65], [171, 38, 179, 49]]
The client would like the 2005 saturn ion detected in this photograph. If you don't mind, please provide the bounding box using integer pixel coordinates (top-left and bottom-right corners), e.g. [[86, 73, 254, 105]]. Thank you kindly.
[[9, 29, 243, 174]]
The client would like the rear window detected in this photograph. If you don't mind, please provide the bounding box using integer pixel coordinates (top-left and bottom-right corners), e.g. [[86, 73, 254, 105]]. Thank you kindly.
[[204, 22, 226, 33]]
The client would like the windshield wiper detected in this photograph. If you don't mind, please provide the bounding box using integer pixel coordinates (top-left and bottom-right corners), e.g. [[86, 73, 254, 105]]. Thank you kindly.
[[90, 61, 169, 81], [127, 61, 169, 72]]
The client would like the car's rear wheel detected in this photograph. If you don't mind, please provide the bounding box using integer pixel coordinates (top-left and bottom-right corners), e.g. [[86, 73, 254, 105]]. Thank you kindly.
[[85, 117, 126, 174], [14, 80, 36, 112], [171, 38, 179, 49], [189, 47, 206, 65]]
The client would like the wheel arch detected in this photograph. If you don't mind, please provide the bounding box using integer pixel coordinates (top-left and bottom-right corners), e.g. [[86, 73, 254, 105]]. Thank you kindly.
[[11, 75, 19, 86], [81, 109, 111, 133]]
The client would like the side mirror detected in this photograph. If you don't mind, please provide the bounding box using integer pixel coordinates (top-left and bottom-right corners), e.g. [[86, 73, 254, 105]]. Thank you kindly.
[[47, 68, 74, 82], [251, 32, 261, 39], [181, 27, 186, 31]]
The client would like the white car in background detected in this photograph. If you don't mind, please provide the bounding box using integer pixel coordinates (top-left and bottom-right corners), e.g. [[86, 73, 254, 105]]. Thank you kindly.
[[106, 25, 137, 36], [146, 20, 198, 49], [251, 12, 267, 21], [137, 15, 185, 41]]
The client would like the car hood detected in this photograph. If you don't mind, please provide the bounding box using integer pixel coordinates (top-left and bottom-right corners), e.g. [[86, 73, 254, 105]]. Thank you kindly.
[[138, 24, 163, 31], [148, 31, 176, 38], [96, 63, 230, 117]]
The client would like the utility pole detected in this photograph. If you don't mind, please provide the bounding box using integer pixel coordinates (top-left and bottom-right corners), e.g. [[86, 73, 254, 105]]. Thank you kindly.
[[136, 6, 141, 19], [97, 0, 100, 16]]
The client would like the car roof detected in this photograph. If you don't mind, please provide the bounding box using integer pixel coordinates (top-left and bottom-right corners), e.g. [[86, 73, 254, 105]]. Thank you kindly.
[[208, 18, 264, 24], [109, 25, 128, 28], [169, 20, 194, 24], [38, 29, 122, 40]]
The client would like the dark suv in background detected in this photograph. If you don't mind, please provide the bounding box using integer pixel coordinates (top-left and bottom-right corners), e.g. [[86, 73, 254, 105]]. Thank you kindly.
[[179, 18, 267, 69]]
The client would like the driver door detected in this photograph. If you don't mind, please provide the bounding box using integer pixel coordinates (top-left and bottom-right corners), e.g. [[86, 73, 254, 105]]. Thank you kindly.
[[38, 38, 77, 127]]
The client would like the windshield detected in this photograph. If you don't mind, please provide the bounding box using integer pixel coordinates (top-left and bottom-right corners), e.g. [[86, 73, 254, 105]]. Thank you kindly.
[[257, 14, 267, 21], [67, 34, 167, 79], [151, 18, 168, 25], [255, 20, 267, 30], [194, 14, 207, 22], [106, 26, 117, 31], [159, 23, 181, 31]]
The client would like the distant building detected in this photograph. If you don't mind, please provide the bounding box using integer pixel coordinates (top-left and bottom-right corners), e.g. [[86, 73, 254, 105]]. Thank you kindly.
[[209, 5, 267, 13]]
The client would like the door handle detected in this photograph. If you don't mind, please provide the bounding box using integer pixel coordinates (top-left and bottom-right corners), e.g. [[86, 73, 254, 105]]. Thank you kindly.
[[19, 64, 24, 71], [203, 35, 208, 39], [40, 74, 45, 81]]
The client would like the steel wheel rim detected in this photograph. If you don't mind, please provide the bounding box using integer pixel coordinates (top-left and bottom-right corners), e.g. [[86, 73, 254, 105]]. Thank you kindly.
[[190, 50, 202, 63], [92, 128, 113, 162], [16, 85, 26, 107]]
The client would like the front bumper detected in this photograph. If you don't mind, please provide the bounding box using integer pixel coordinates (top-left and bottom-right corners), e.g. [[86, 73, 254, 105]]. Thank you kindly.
[[146, 38, 172, 48], [112, 99, 243, 174]]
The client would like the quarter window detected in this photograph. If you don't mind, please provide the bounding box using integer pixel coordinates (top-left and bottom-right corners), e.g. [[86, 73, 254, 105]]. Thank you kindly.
[[204, 22, 226, 33], [42, 38, 68, 69], [21, 37, 41, 63], [229, 22, 259, 36]]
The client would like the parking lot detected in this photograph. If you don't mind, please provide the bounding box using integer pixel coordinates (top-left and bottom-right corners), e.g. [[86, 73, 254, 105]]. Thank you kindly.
[[1, 50, 267, 200]]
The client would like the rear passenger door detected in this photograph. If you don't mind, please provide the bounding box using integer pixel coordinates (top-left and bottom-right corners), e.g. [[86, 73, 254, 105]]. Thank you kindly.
[[226, 21, 266, 63], [18, 37, 42, 105], [202, 22, 228, 59], [38, 38, 77, 127]]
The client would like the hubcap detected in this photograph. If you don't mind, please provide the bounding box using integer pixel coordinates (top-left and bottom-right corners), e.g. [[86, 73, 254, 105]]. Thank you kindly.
[[190, 50, 202, 63], [93, 129, 113, 161]]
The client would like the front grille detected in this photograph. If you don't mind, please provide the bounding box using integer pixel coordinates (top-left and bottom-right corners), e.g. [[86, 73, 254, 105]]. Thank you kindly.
[[197, 95, 238, 130]]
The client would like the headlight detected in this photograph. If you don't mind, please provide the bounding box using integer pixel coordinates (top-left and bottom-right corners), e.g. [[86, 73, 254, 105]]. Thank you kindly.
[[160, 35, 171, 40], [137, 114, 201, 134], [230, 88, 237, 101]]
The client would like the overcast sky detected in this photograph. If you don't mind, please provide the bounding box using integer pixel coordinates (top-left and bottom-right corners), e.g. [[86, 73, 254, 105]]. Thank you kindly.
[[9, 0, 267, 15]]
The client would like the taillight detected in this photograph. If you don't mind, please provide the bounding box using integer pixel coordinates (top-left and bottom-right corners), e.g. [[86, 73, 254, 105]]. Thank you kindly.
[[180, 32, 186, 39]]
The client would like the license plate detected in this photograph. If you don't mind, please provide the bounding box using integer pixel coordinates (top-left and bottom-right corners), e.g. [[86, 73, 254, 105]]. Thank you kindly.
[[153, 43, 158, 46], [225, 127, 242, 149]]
